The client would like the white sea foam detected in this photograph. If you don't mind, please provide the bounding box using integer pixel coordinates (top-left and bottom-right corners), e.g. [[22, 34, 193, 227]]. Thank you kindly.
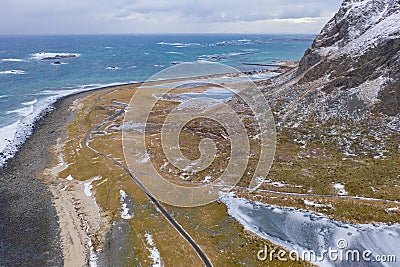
[[0, 121, 20, 152], [22, 99, 38, 106], [106, 66, 121, 70], [0, 98, 51, 167], [6, 105, 34, 117], [197, 51, 254, 61], [2, 58, 26, 62], [31, 52, 80, 60], [158, 42, 200, 47], [0, 81, 135, 168], [166, 51, 184, 55], [242, 48, 259, 52], [0, 108, 44, 167], [0, 70, 26, 75], [51, 62, 69, 65], [158, 42, 185, 46]]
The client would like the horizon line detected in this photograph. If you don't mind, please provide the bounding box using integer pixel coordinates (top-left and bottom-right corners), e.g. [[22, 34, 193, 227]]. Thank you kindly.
[[0, 32, 319, 36]]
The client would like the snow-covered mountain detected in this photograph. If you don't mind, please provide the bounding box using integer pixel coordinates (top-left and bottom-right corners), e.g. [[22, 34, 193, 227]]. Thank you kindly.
[[262, 0, 400, 157]]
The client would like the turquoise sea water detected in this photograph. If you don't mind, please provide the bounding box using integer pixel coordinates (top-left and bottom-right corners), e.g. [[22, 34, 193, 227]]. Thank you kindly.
[[0, 34, 314, 165]]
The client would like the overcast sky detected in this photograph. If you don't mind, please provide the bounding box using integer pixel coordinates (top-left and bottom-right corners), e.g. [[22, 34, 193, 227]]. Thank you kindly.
[[0, 0, 343, 34]]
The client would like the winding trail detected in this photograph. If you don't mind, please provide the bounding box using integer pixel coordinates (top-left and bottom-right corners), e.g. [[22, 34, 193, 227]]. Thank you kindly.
[[84, 89, 213, 267], [152, 179, 400, 205], [83, 85, 398, 266], [235, 186, 400, 204]]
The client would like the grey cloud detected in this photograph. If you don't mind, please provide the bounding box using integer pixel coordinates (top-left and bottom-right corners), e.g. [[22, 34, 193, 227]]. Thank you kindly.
[[0, 0, 343, 34], [113, 0, 340, 23]]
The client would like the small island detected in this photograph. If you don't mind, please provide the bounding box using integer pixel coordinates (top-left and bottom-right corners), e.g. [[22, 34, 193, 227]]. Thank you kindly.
[[41, 54, 77, 60]]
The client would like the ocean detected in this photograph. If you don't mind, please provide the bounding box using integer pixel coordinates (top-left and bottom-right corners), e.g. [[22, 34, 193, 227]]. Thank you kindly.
[[0, 34, 314, 166]]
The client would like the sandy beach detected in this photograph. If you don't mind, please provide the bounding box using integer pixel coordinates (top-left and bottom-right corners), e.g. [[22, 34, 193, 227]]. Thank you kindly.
[[0, 68, 285, 266], [0, 88, 109, 266]]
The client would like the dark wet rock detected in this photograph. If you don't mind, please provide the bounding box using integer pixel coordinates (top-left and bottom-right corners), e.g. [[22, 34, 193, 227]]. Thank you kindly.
[[41, 54, 76, 60]]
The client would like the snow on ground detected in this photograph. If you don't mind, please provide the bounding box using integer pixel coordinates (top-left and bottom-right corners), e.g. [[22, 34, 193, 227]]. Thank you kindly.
[[202, 175, 212, 183], [264, 179, 288, 188], [332, 183, 348, 196], [145, 233, 163, 267], [73, 176, 103, 267], [83, 177, 102, 267], [84, 182, 93, 197], [160, 162, 169, 170], [119, 190, 133, 220], [303, 199, 333, 209], [139, 153, 150, 163], [385, 207, 399, 213], [350, 77, 386, 105], [83, 176, 102, 197], [88, 238, 99, 267], [341, 8, 400, 57], [263, 178, 304, 189]]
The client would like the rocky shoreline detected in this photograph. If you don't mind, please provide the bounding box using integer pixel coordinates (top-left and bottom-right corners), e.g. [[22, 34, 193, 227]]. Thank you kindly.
[[0, 88, 106, 266], [0, 66, 293, 266]]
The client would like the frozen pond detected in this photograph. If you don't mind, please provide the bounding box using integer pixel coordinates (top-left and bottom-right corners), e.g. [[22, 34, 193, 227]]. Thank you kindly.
[[179, 88, 236, 102], [221, 193, 400, 267]]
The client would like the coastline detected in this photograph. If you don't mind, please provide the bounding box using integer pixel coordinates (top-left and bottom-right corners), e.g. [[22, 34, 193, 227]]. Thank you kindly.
[[0, 60, 295, 169], [0, 81, 138, 168], [0, 65, 294, 266], [0, 87, 111, 266]]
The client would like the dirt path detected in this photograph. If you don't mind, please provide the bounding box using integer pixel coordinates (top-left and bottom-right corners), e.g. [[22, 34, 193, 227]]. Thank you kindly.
[[85, 89, 213, 267]]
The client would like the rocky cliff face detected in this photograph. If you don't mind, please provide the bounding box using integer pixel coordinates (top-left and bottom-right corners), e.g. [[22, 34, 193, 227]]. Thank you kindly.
[[262, 0, 400, 157], [298, 0, 400, 115]]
